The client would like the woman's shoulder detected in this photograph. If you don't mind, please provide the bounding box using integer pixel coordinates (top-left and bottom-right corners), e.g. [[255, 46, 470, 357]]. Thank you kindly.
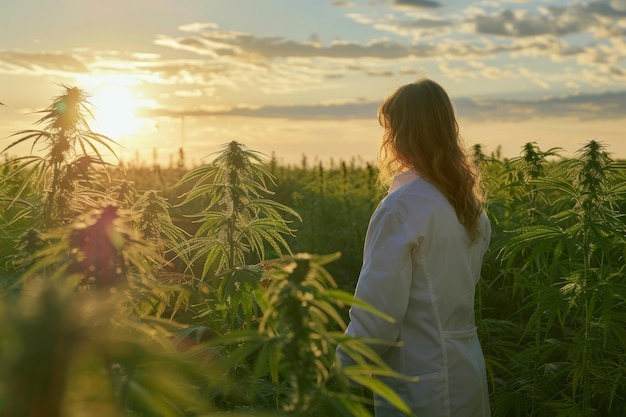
[[385, 176, 449, 208], [380, 177, 452, 222]]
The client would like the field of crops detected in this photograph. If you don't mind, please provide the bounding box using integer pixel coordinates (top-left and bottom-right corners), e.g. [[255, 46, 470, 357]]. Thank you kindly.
[[1, 86, 625, 416]]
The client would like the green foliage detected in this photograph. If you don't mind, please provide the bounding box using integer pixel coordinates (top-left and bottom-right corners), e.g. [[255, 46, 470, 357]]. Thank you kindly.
[[269, 157, 384, 290], [480, 140, 626, 417]]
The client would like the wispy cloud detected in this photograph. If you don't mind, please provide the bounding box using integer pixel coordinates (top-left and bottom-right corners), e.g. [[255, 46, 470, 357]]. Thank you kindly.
[[155, 22, 602, 64], [347, 12, 451, 39], [156, 28, 423, 60], [0, 50, 88, 75]]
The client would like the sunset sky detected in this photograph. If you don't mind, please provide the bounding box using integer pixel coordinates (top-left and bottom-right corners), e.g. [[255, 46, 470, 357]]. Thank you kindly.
[[1, 0, 625, 166]]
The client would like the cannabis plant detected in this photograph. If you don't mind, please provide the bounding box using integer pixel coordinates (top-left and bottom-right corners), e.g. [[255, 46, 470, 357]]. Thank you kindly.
[[0, 84, 118, 229], [175, 141, 299, 328]]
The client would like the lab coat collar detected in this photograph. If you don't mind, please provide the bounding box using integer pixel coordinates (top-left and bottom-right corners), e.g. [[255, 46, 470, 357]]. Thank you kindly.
[[389, 170, 418, 194]]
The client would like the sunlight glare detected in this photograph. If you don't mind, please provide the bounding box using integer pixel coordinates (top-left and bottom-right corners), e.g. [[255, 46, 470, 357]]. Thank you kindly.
[[91, 85, 139, 139]]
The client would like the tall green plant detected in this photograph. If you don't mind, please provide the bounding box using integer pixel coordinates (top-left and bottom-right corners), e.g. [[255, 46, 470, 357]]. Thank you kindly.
[[177, 141, 299, 273], [175, 141, 299, 329], [0, 85, 118, 229]]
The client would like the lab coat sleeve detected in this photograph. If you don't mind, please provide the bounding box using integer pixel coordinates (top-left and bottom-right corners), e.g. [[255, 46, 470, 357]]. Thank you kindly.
[[340, 203, 418, 362]]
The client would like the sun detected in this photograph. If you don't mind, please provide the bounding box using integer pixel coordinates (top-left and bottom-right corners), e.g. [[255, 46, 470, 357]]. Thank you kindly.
[[90, 85, 140, 139]]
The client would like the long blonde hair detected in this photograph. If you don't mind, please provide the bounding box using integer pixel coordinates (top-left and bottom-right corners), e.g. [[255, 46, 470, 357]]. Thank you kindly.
[[377, 78, 483, 243]]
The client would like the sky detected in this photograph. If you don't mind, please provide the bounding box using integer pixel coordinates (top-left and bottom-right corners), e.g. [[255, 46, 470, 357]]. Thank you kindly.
[[1, 0, 625, 166]]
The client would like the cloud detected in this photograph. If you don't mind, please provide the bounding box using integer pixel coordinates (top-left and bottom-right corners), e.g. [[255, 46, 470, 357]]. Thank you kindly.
[[156, 24, 572, 64], [456, 90, 626, 121], [154, 27, 595, 92], [0, 50, 88, 74], [470, 8, 597, 38], [466, 1, 626, 39], [91, 51, 406, 96], [156, 30, 425, 60], [392, 0, 441, 8], [365, 69, 395, 76], [611, 0, 626, 12], [174, 89, 205, 97], [584, 0, 626, 16], [330, 0, 355, 6], [353, 1, 608, 40], [145, 25, 624, 92], [88, 58, 238, 89], [138, 100, 380, 120], [347, 12, 451, 40], [343, 2, 624, 86], [6, 2, 619, 102], [137, 90, 626, 122], [178, 22, 219, 32], [438, 60, 517, 80]]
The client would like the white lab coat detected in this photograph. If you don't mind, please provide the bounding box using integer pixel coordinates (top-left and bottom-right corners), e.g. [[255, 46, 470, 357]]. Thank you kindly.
[[337, 171, 491, 417]]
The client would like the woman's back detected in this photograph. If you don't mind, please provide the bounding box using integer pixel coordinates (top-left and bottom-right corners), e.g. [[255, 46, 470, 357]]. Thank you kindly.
[[360, 174, 491, 416]]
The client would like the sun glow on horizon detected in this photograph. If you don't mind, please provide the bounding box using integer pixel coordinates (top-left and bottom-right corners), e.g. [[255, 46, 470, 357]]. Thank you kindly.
[[90, 85, 140, 140]]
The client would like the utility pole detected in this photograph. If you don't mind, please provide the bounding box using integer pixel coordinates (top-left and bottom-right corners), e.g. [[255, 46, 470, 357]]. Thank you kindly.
[[181, 115, 186, 148]]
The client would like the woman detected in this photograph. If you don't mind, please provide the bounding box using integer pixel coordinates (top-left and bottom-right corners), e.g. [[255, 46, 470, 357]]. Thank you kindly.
[[337, 78, 491, 416]]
